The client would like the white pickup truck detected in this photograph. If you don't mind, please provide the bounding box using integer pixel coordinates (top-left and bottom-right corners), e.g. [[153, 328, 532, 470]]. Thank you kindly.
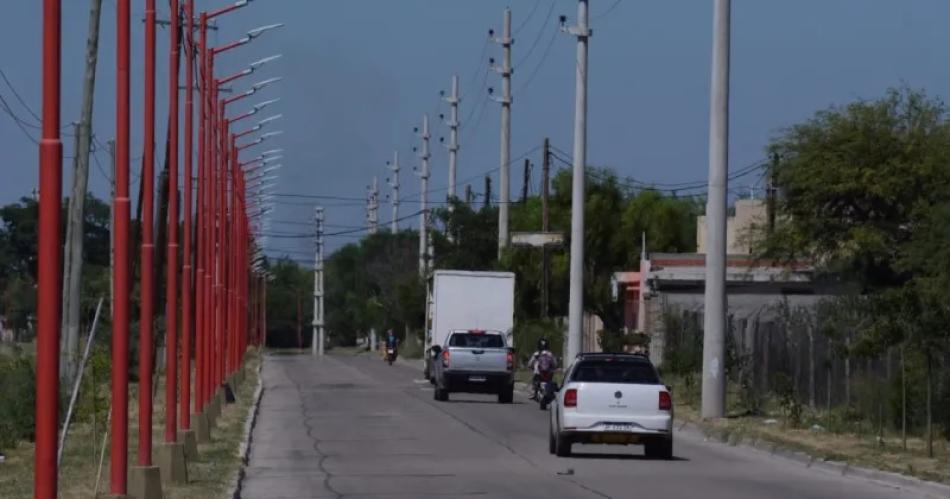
[[550, 353, 673, 459], [431, 330, 515, 403]]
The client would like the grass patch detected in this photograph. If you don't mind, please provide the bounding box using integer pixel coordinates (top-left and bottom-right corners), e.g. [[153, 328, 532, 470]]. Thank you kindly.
[[0, 349, 261, 498], [674, 394, 950, 486]]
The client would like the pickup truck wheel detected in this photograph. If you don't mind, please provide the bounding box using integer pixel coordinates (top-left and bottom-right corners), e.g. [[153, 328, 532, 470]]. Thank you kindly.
[[554, 432, 572, 457], [644, 437, 673, 460], [497, 386, 514, 404]]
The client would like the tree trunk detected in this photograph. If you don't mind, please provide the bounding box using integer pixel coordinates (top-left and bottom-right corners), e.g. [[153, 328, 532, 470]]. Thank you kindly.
[[761, 328, 770, 392], [826, 360, 832, 412], [844, 334, 852, 408], [926, 351, 933, 458], [901, 345, 907, 451], [808, 323, 816, 410]]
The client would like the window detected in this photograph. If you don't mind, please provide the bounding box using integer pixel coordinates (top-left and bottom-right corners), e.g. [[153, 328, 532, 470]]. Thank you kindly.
[[570, 359, 659, 384], [448, 333, 504, 349]]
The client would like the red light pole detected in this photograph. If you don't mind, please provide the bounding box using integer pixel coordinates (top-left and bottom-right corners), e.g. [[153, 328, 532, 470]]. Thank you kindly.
[[137, 0, 157, 471], [111, 0, 132, 495], [181, 0, 195, 439], [164, 0, 181, 449], [35, 0, 62, 497]]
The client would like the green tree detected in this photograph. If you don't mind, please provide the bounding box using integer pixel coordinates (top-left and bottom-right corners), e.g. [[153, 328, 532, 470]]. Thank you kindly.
[[762, 87, 950, 453]]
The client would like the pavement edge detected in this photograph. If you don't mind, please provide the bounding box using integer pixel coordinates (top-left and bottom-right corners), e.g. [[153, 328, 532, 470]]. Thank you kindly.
[[681, 420, 950, 499], [227, 356, 265, 499]]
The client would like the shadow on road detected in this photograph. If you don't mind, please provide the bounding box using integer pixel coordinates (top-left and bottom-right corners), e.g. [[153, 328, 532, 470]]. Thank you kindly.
[[566, 452, 689, 462], [441, 398, 527, 406]]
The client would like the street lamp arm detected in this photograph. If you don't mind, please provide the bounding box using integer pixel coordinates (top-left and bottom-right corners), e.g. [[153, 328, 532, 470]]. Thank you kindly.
[[208, 0, 250, 20]]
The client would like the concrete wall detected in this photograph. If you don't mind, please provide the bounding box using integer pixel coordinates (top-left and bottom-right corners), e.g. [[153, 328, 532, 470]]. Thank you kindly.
[[697, 198, 767, 255]]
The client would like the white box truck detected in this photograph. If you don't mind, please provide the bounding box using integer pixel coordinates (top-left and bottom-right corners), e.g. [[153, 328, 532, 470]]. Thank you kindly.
[[423, 270, 516, 380]]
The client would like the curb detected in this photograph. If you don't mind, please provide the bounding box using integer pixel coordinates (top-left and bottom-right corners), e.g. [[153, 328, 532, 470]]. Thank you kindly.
[[228, 356, 265, 499], [684, 421, 950, 499]]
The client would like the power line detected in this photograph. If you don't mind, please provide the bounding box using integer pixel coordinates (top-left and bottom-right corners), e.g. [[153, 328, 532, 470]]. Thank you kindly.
[[0, 67, 41, 123], [514, 1, 556, 68], [513, 0, 544, 35], [515, 24, 559, 95], [402, 144, 542, 202], [592, 0, 624, 20], [0, 92, 39, 144], [271, 192, 365, 202]]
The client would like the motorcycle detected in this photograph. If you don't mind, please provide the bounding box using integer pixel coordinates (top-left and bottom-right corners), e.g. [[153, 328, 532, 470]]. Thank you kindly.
[[386, 347, 396, 366], [534, 371, 556, 410]]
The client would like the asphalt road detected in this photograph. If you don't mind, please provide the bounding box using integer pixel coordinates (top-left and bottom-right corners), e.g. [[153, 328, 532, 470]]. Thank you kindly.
[[239, 353, 939, 499]]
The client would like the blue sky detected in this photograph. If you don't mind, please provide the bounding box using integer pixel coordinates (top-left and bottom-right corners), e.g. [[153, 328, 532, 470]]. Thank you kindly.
[[2, 1, 949, 259]]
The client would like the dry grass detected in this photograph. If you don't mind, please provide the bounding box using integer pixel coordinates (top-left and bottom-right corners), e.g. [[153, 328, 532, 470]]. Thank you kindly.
[[0, 349, 261, 498], [675, 401, 950, 486]]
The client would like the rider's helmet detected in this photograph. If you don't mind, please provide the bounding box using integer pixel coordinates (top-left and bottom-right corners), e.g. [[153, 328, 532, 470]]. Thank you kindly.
[[537, 338, 549, 351]]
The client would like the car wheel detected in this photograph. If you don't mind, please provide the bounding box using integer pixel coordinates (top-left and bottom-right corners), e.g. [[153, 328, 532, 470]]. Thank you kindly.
[[497, 385, 514, 404], [548, 418, 557, 455], [554, 431, 572, 457], [433, 386, 448, 402], [645, 437, 673, 460]]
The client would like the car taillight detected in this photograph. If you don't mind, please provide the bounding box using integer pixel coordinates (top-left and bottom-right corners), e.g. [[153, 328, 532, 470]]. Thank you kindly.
[[506, 351, 514, 371], [564, 388, 577, 408], [442, 350, 450, 368], [659, 391, 672, 411]]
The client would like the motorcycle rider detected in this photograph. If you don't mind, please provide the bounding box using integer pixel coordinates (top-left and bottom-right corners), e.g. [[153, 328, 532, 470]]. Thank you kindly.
[[528, 338, 557, 400], [384, 329, 399, 361]]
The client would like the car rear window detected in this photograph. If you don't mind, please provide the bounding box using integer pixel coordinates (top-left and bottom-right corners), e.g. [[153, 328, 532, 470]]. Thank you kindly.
[[448, 333, 504, 348], [570, 359, 659, 384]]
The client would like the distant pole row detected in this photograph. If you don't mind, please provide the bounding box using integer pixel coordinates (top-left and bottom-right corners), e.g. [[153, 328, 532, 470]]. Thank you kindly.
[[35, 1, 282, 497]]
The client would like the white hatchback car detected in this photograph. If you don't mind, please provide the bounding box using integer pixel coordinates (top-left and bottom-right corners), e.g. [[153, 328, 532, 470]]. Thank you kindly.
[[549, 353, 673, 459]]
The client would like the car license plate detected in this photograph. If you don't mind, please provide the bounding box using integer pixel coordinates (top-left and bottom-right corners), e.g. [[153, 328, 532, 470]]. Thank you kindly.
[[469, 375, 487, 382], [592, 433, 639, 444], [603, 423, 634, 432]]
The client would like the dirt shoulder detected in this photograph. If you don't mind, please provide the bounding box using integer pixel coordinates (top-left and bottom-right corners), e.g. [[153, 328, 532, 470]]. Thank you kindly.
[[0, 350, 261, 499], [675, 402, 950, 488]]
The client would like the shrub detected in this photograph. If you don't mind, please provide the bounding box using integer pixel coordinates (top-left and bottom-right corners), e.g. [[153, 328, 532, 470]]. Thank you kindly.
[[0, 355, 36, 450], [513, 319, 563, 366]]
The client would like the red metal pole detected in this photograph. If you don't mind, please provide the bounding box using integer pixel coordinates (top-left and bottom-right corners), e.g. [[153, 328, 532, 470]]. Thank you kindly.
[[35, 1, 62, 497], [228, 136, 237, 373], [197, 13, 209, 410], [138, 0, 157, 467], [213, 77, 223, 393], [181, 0, 194, 429], [165, 0, 181, 443], [111, 0, 131, 494]]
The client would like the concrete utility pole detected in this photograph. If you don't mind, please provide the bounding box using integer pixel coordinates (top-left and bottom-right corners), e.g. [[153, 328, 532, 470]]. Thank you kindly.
[[367, 176, 379, 235], [312, 207, 325, 356], [701, 0, 731, 420], [491, 8, 513, 258], [61, 0, 104, 385], [416, 115, 431, 276], [388, 151, 400, 233], [443, 74, 460, 200], [565, 0, 590, 364]]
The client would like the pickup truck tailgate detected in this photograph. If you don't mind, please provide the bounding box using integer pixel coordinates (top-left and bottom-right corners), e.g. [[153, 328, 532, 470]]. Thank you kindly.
[[444, 332, 510, 373], [448, 347, 509, 372]]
